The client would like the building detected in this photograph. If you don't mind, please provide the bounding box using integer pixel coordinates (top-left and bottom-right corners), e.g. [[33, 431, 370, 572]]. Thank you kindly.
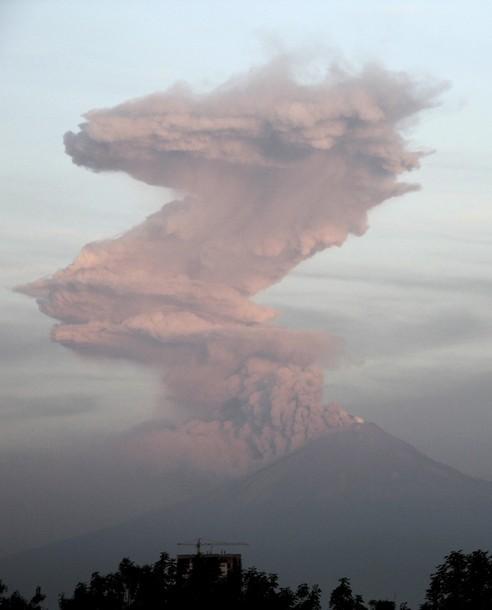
[[177, 552, 242, 581]]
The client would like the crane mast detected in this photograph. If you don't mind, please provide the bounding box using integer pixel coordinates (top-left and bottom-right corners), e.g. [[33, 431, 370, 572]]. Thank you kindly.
[[177, 537, 248, 555]]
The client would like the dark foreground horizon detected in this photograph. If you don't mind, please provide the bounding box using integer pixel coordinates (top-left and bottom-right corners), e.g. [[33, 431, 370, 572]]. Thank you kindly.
[[2, 422, 492, 608]]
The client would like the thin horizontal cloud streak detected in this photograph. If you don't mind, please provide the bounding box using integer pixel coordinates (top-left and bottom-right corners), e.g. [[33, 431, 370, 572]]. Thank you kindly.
[[295, 267, 492, 295], [0, 394, 98, 420], [19, 56, 441, 472], [278, 305, 490, 360]]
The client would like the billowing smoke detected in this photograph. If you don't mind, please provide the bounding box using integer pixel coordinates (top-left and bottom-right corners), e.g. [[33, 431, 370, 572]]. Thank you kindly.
[[19, 58, 440, 473]]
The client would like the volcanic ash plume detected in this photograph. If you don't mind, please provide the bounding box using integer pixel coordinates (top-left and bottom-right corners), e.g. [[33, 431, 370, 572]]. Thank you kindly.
[[20, 58, 440, 473]]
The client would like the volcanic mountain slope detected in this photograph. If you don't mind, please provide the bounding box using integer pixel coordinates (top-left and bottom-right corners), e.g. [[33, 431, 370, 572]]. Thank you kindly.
[[2, 423, 492, 606]]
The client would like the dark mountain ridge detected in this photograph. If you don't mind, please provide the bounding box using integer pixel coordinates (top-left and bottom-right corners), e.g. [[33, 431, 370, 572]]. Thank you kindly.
[[2, 423, 492, 607]]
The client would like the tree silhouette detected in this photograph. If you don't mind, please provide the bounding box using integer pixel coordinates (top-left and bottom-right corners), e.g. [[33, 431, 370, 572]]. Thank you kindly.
[[59, 553, 178, 610], [420, 549, 492, 610], [57, 553, 321, 609], [292, 583, 321, 610], [329, 577, 365, 610], [369, 601, 396, 610], [0, 580, 45, 610], [5, 547, 492, 609]]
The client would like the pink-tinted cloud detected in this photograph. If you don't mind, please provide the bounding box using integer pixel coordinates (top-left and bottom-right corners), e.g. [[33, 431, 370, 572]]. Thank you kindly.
[[19, 57, 441, 472]]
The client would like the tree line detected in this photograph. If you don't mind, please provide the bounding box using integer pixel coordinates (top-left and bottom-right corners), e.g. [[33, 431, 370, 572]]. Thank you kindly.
[[1, 549, 492, 609]]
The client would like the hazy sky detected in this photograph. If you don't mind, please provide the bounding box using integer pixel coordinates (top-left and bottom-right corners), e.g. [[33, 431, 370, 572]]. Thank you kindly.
[[1, 0, 491, 554]]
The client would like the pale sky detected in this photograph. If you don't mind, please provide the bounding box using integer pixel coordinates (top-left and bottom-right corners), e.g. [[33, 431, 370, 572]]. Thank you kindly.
[[1, 0, 491, 553]]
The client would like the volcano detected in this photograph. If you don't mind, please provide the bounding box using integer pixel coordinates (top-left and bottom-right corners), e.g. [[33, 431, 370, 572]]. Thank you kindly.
[[2, 423, 492, 607]]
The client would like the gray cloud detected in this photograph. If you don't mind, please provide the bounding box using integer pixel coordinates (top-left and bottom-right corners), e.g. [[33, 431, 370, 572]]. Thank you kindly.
[[0, 394, 99, 420], [278, 305, 490, 359], [0, 326, 46, 363], [296, 267, 492, 296]]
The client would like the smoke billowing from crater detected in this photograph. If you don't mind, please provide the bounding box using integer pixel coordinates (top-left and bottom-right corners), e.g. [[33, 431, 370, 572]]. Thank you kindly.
[[20, 57, 441, 473]]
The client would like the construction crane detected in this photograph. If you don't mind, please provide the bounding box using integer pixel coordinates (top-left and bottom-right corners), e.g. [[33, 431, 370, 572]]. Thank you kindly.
[[177, 537, 248, 555]]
